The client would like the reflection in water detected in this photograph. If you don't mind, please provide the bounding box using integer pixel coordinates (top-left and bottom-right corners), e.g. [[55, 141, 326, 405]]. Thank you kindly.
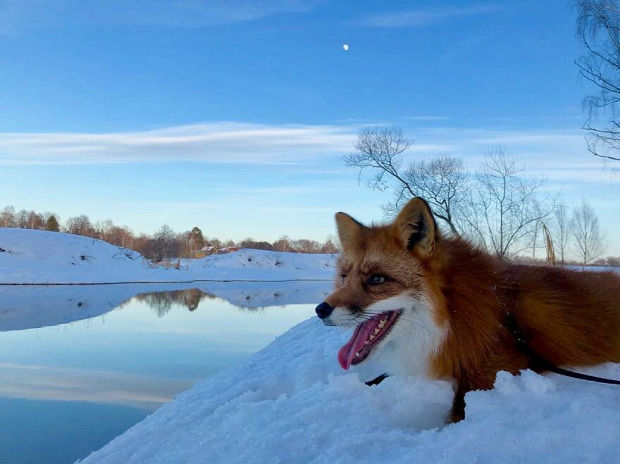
[[0, 282, 328, 464], [134, 288, 216, 315], [0, 280, 331, 331]]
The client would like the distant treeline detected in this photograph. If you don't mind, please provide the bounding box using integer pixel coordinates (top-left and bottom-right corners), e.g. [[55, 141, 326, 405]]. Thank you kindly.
[[0, 206, 339, 262]]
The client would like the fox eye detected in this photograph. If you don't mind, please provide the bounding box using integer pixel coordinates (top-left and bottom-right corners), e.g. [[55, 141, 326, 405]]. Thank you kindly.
[[368, 274, 388, 286]]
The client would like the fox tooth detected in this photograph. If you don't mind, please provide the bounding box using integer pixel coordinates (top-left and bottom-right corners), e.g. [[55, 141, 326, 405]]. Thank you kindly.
[[374, 328, 381, 335], [378, 319, 386, 329]]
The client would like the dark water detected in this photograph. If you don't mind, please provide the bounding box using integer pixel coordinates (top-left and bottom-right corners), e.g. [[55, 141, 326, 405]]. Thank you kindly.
[[0, 284, 324, 464]]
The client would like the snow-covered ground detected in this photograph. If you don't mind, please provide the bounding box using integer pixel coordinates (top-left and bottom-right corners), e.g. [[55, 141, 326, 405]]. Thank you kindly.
[[80, 317, 620, 464], [2, 228, 620, 463], [0, 228, 336, 284]]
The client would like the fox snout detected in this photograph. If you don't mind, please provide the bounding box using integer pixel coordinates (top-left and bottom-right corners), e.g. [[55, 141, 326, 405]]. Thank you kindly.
[[315, 301, 334, 320]]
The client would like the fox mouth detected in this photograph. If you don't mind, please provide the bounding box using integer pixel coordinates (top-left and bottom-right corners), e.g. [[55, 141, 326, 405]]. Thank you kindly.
[[338, 310, 401, 370]]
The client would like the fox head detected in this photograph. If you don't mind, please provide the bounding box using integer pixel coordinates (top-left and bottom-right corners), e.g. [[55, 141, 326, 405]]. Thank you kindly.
[[316, 197, 447, 376]]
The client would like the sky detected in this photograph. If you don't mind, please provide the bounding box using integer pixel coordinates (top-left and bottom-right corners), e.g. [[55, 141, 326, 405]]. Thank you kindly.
[[0, 0, 619, 256]]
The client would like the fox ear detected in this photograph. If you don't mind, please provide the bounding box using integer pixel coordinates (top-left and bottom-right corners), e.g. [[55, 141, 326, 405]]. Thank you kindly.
[[393, 197, 437, 257], [335, 212, 364, 252]]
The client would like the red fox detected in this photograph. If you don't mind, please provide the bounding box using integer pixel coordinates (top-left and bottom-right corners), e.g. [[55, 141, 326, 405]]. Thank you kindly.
[[316, 197, 620, 422]]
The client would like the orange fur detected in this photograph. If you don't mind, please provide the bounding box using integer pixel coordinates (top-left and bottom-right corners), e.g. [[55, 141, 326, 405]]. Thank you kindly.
[[321, 198, 620, 422]]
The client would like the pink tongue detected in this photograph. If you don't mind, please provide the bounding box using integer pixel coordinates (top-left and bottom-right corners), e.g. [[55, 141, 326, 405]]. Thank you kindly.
[[337, 317, 381, 370]]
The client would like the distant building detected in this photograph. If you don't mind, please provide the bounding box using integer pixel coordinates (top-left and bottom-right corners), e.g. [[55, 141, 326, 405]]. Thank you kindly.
[[217, 246, 241, 254]]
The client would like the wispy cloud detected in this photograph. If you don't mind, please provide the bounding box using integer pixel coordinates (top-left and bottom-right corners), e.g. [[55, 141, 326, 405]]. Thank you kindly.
[[355, 5, 503, 28], [0, 120, 606, 182], [0, 0, 324, 33], [0, 122, 355, 166]]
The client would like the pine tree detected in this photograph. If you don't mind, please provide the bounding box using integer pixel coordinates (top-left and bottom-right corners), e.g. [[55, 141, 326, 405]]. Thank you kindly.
[[45, 215, 60, 232], [191, 226, 206, 250]]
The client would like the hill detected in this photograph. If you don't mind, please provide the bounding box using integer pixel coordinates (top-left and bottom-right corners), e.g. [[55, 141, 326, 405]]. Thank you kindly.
[[0, 228, 336, 284]]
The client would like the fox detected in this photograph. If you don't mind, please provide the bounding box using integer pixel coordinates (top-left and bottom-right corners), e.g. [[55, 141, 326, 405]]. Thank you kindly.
[[315, 197, 620, 422]]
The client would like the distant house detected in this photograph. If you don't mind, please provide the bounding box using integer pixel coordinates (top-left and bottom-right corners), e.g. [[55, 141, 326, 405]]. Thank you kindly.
[[217, 246, 241, 254]]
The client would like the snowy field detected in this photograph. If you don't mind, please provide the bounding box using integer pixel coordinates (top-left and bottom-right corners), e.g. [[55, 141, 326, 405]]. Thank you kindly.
[[0, 228, 336, 284], [2, 228, 620, 463]]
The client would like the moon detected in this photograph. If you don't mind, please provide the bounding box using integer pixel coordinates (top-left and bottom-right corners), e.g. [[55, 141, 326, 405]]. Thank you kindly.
[[343, 44, 349, 51]]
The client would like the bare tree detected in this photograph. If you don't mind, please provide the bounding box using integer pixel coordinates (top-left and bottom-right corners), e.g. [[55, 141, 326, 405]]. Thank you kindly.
[[391, 155, 468, 235], [154, 224, 177, 261], [572, 199, 606, 266], [94, 219, 114, 241], [461, 150, 554, 258], [575, 0, 620, 161], [15, 209, 28, 228], [0, 206, 16, 228], [292, 239, 321, 253], [273, 235, 293, 252], [344, 126, 467, 235], [552, 202, 573, 265], [66, 215, 94, 236], [26, 211, 45, 230], [320, 234, 339, 253], [108, 225, 134, 248]]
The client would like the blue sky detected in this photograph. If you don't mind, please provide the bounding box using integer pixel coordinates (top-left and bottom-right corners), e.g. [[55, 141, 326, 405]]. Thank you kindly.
[[1, 1, 619, 256]]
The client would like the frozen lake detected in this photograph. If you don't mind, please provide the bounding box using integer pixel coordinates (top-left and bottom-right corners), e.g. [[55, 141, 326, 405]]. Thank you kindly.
[[0, 282, 330, 464]]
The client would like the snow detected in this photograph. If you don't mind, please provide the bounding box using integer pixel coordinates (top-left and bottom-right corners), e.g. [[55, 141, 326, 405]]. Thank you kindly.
[[80, 317, 620, 464], [2, 228, 620, 463], [179, 247, 336, 281], [0, 228, 336, 284]]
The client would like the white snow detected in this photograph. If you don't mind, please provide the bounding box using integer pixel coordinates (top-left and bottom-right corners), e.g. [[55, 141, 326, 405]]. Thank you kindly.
[[80, 317, 620, 464], [0, 228, 336, 284], [2, 228, 620, 463]]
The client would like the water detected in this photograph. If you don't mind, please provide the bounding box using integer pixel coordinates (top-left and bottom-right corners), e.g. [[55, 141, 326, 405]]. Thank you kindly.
[[0, 282, 329, 464]]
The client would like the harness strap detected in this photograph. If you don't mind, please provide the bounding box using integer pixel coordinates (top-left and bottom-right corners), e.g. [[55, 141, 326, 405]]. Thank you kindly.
[[365, 373, 388, 386], [505, 309, 620, 385], [543, 363, 620, 385]]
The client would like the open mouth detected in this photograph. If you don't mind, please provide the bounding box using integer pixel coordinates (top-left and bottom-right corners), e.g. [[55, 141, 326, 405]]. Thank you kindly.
[[337, 310, 401, 370]]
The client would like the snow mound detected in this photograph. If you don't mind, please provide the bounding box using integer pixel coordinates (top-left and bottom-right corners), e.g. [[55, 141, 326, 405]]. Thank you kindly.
[[0, 228, 161, 284], [80, 318, 620, 464], [182, 248, 336, 281], [0, 229, 336, 284]]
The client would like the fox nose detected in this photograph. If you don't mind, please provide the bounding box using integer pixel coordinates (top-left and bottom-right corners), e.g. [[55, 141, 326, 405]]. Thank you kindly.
[[315, 301, 334, 319]]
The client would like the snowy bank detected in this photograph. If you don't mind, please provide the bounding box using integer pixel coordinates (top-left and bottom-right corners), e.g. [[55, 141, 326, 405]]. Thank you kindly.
[[80, 318, 620, 464], [0, 228, 336, 284], [4, 228, 620, 463]]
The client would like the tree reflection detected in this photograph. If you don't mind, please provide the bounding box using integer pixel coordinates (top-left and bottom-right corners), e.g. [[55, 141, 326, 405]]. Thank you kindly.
[[134, 289, 215, 316]]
